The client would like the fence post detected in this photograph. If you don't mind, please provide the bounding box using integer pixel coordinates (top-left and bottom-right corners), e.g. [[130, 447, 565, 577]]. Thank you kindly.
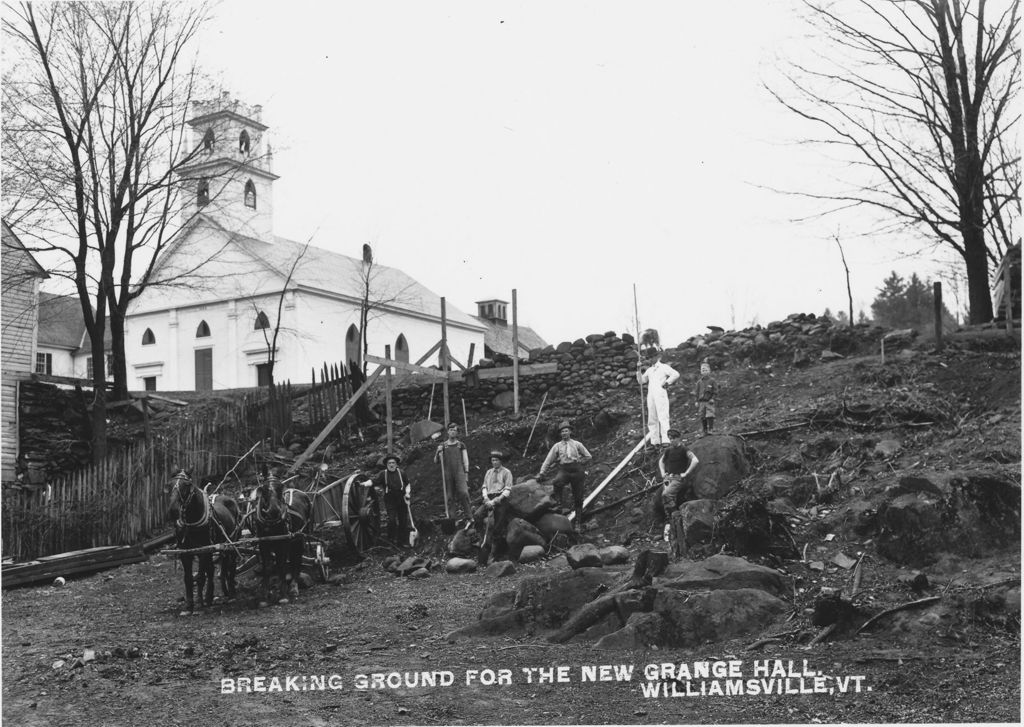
[[933, 282, 943, 352]]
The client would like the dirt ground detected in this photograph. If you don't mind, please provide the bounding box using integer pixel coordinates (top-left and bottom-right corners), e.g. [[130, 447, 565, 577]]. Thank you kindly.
[[2, 343, 1020, 726]]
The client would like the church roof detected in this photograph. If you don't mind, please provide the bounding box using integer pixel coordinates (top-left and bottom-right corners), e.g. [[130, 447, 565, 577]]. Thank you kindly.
[[474, 317, 548, 357], [233, 233, 486, 331]]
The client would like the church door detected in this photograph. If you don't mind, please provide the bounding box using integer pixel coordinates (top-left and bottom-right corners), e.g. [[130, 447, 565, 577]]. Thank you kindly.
[[195, 348, 213, 391]]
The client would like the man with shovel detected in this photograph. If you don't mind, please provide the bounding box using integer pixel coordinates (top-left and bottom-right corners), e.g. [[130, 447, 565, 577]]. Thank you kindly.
[[434, 422, 472, 523], [536, 421, 592, 530]]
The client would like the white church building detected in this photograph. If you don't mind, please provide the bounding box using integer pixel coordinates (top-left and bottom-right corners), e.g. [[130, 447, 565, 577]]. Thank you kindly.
[[124, 94, 486, 391]]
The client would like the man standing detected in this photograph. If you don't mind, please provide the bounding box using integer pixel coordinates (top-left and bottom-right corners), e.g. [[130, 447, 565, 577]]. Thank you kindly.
[[371, 454, 411, 545], [475, 450, 513, 563], [639, 347, 680, 446], [658, 428, 699, 541], [434, 422, 472, 521], [537, 421, 592, 528]]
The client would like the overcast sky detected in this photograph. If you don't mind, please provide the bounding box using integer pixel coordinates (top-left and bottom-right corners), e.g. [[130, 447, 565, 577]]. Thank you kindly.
[[194, 0, 960, 348]]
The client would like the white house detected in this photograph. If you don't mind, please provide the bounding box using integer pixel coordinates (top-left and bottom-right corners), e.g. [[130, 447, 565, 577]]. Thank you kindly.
[[1, 221, 47, 482], [123, 94, 487, 392], [34, 292, 113, 381]]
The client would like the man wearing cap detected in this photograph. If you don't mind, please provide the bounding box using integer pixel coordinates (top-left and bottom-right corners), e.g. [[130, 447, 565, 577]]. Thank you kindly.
[[659, 428, 699, 540], [434, 422, 472, 521], [372, 454, 411, 545], [638, 347, 680, 447], [475, 450, 513, 563], [537, 421, 592, 527]]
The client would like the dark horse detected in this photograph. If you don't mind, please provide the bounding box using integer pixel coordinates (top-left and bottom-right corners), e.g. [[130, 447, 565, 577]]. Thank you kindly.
[[168, 469, 240, 615], [249, 469, 313, 605]]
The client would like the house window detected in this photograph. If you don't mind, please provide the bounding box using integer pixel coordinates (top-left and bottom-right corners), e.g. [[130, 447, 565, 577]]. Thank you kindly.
[[196, 320, 211, 338], [197, 178, 210, 206], [244, 180, 256, 209], [256, 363, 272, 387], [143, 376, 157, 392], [239, 130, 251, 154], [142, 328, 156, 345], [254, 311, 270, 330], [395, 334, 410, 364], [202, 128, 214, 152], [35, 352, 52, 375]]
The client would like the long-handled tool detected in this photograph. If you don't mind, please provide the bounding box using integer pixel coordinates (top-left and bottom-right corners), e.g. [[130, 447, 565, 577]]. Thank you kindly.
[[438, 445, 450, 519], [522, 390, 549, 457]]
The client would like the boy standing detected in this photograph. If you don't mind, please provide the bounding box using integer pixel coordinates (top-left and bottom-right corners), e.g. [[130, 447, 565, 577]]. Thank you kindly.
[[434, 422, 472, 521], [695, 360, 718, 435]]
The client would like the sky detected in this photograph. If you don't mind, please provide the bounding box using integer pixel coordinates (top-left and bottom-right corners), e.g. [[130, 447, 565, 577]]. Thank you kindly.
[[190, 0, 961, 347]]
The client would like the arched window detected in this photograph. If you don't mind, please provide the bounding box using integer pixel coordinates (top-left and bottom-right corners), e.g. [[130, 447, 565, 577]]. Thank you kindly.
[[197, 178, 210, 206], [254, 311, 270, 330], [395, 334, 410, 364], [141, 328, 156, 345], [244, 180, 256, 209], [345, 324, 360, 370], [239, 129, 251, 154], [196, 320, 211, 338], [202, 128, 214, 152]]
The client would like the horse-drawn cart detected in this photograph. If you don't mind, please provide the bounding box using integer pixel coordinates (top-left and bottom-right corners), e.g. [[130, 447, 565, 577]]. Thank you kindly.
[[163, 468, 383, 609]]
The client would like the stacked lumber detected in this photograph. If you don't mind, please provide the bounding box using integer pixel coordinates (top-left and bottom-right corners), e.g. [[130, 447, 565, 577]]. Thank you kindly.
[[2, 545, 147, 589]]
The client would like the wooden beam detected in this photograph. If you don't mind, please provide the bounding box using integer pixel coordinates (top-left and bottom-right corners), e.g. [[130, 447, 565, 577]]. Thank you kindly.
[[512, 288, 520, 416], [385, 345, 393, 455], [441, 297, 450, 428], [414, 340, 443, 366], [569, 433, 650, 522], [287, 365, 385, 474], [476, 361, 557, 380], [364, 354, 449, 379], [447, 344, 467, 372], [467, 342, 475, 368]]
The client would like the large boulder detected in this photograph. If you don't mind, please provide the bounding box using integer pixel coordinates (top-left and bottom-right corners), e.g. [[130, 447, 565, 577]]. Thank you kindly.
[[686, 435, 751, 499], [678, 499, 716, 547], [876, 493, 944, 566], [513, 568, 622, 628], [448, 527, 477, 557], [445, 558, 478, 574], [566, 543, 603, 569], [533, 512, 574, 541], [598, 546, 630, 565], [507, 480, 558, 520], [518, 545, 545, 563], [409, 420, 444, 443], [506, 518, 547, 560], [595, 588, 788, 649], [660, 554, 790, 598]]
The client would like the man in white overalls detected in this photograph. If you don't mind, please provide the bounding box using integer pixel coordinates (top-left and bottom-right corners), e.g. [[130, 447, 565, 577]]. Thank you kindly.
[[639, 347, 680, 446]]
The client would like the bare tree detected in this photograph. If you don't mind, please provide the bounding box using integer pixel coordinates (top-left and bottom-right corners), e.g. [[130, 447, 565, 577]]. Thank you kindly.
[[2, 2, 216, 458], [769, 0, 1020, 324], [833, 232, 855, 325], [352, 243, 414, 373]]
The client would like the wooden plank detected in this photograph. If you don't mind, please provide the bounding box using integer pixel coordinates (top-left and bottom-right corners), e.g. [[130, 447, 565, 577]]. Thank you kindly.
[[569, 433, 650, 522], [286, 365, 385, 475], [413, 340, 443, 367], [385, 345, 394, 455], [364, 354, 450, 379], [476, 361, 557, 380]]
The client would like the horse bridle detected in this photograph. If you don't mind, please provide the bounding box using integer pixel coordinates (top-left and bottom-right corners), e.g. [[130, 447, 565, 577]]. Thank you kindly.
[[253, 475, 288, 527], [170, 472, 210, 530]]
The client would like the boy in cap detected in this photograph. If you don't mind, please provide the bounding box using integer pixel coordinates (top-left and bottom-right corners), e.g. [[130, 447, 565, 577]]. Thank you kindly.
[[475, 450, 513, 563], [371, 454, 412, 545], [434, 422, 472, 521], [658, 428, 699, 541], [638, 346, 680, 446], [695, 359, 718, 435], [536, 421, 592, 528]]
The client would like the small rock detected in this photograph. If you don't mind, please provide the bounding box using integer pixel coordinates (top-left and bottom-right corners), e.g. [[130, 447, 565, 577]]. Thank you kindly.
[[445, 558, 478, 574], [598, 546, 630, 565], [809, 561, 826, 571], [831, 552, 857, 569], [518, 545, 545, 563], [409, 568, 431, 579], [485, 561, 516, 578], [126, 647, 141, 659], [566, 543, 603, 569], [51, 660, 65, 670], [874, 439, 902, 459], [52, 577, 66, 587]]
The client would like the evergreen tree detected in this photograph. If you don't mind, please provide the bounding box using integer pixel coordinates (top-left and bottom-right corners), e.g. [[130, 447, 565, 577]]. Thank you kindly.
[[870, 271, 956, 331]]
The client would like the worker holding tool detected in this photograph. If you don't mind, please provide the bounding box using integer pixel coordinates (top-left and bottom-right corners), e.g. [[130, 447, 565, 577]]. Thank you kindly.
[[638, 345, 680, 447], [474, 450, 513, 564], [536, 421, 592, 530], [434, 422, 472, 522]]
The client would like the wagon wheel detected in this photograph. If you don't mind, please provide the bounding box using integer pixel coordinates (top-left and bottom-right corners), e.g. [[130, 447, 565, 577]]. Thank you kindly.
[[341, 474, 381, 554]]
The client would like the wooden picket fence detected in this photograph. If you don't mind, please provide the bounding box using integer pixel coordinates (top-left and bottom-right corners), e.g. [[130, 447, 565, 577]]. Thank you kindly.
[[1, 360, 374, 560], [2, 398, 254, 560]]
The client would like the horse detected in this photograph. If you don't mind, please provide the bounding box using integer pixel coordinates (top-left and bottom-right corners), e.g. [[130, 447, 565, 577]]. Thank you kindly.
[[167, 469, 240, 615], [248, 469, 313, 605]]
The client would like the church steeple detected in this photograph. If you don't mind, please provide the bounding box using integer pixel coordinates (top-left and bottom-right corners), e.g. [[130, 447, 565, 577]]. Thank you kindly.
[[178, 92, 278, 241]]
